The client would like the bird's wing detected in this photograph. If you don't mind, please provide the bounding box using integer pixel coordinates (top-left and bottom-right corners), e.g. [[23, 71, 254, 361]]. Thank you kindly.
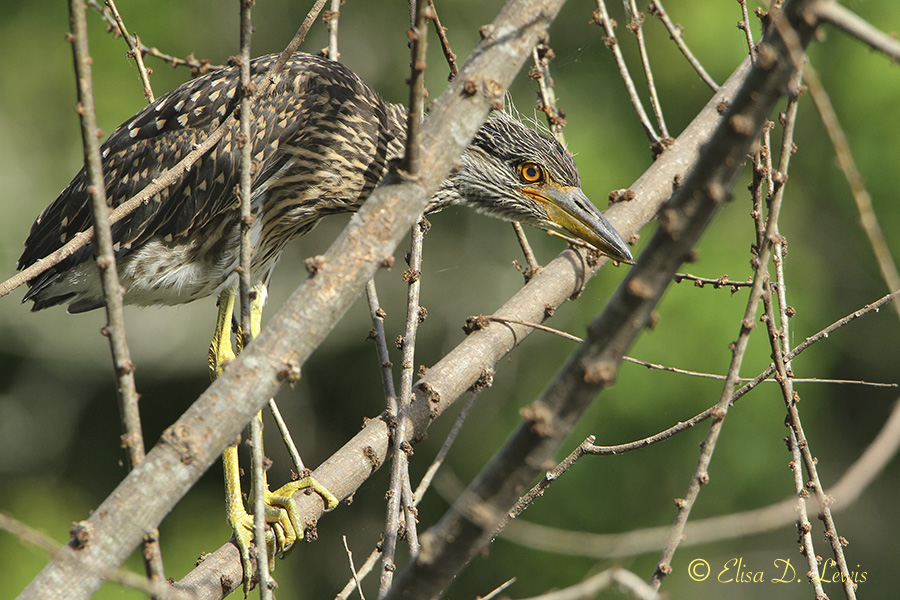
[[17, 54, 309, 271]]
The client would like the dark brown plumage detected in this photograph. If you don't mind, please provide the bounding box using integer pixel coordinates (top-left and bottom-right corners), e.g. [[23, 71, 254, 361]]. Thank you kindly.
[[18, 52, 631, 313]]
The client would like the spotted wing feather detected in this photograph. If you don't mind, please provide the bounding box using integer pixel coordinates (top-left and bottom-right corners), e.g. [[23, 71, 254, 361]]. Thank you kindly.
[[17, 55, 347, 309]]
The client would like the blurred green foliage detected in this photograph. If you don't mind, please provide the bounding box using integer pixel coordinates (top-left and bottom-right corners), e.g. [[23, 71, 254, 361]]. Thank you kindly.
[[1, 1, 898, 599]]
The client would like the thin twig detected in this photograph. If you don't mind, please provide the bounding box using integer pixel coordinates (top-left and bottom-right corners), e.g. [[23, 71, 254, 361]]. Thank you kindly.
[[336, 544, 381, 600], [482, 315, 897, 388], [591, 0, 661, 146], [380, 4, 430, 594], [326, 0, 341, 61], [400, 0, 428, 175], [763, 278, 836, 595], [105, 0, 155, 101], [506, 437, 596, 522], [752, 72, 829, 593], [427, 0, 458, 80], [768, 72, 856, 600], [511, 222, 541, 281], [624, 0, 669, 140], [366, 280, 399, 413], [737, 0, 756, 60], [237, 0, 255, 377], [236, 3, 272, 598], [413, 392, 480, 504], [267, 398, 306, 473], [67, 0, 162, 590], [673, 271, 754, 290], [531, 42, 566, 142], [764, 291, 828, 595], [804, 62, 900, 317], [480, 577, 517, 600], [342, 535, 366, 600], [647, 0, 718, 91], [816, 0, 900, 62], [648, 65, 791, 588], [479, 315, 582, 343], [379, 219, 427, 597], [514, 567, 659, 600]]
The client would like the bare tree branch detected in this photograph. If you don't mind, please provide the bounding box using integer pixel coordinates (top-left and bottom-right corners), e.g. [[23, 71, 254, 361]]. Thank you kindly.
[[502, 394, 900, 561]]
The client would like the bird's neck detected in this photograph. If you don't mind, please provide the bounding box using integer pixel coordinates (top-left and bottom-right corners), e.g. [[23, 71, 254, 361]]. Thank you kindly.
[[384, 102, 467, 215]]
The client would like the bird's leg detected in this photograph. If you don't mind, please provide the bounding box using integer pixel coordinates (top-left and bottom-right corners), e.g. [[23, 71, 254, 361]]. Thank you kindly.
[[210, 283, 338, 596], [208, 287, 237, 379], [209, 286, 260, 593]]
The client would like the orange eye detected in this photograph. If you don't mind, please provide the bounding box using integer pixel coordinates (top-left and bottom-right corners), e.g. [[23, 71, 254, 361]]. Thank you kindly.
[[518, 162, 543, 183]]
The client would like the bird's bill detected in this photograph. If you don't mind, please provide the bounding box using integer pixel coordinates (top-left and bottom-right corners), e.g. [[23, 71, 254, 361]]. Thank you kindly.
[[523, 186, 634, 263]]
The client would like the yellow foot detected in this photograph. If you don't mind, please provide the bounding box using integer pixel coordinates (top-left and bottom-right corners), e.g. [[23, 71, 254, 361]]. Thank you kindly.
[[230, 476, 339, 595]]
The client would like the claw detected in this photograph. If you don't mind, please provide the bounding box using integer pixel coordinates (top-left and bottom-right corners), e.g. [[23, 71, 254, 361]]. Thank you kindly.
[[229, 476, 339, 595]]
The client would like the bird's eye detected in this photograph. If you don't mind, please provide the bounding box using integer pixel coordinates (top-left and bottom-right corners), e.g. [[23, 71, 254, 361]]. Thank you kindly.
[[518, 162, 543, 183]]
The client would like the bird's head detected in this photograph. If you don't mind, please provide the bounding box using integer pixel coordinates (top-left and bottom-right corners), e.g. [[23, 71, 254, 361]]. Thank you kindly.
[[438, 115, 633, 264]]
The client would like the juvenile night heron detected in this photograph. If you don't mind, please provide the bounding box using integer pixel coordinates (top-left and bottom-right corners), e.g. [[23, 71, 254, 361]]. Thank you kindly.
[[18, 52, 632, 589]]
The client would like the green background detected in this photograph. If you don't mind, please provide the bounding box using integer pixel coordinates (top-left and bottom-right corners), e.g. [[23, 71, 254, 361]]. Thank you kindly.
[[1, 1, 898, 598]]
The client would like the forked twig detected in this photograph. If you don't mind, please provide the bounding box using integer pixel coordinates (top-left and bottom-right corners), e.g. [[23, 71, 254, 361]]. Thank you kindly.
[[512, 222, 541, 280], [86, 0, 222, 73], [335, 544, 381, 600], [336, 392, 481, 599], [105, 0, 155, 101]]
